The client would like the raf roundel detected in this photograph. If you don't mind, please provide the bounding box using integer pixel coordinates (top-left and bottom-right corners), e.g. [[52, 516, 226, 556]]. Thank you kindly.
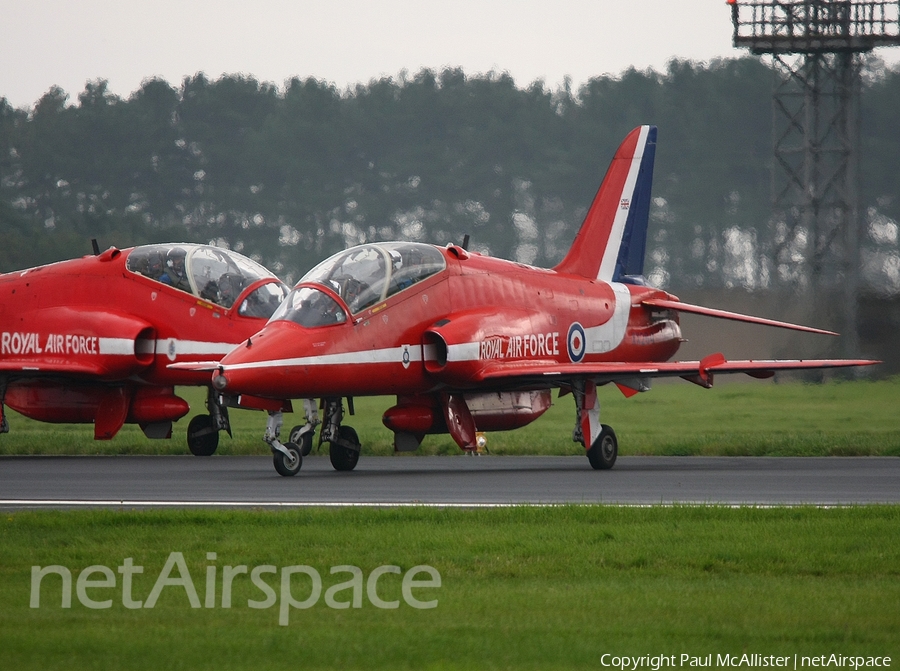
[[567, 322, 586, 363]]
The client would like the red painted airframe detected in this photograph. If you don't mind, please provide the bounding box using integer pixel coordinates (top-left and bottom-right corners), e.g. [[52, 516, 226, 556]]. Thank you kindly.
[[0, 243, 288, 454], [196, 126, 878, 475]]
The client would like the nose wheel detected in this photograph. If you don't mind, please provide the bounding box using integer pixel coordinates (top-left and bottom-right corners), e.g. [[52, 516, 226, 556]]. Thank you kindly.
[[273, 441, 303, 476]]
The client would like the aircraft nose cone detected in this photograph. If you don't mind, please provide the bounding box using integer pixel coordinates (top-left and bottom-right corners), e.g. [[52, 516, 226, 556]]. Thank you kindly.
[[213, 324, 300, 398]]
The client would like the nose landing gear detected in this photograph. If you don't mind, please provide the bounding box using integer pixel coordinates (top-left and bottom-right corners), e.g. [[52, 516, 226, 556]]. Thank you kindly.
[[264, 410, 303, 476], [266, 397, 361, 476]]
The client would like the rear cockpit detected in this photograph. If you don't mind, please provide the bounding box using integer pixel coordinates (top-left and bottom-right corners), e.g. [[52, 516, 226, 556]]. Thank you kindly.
[[125, 243, 288, 318]]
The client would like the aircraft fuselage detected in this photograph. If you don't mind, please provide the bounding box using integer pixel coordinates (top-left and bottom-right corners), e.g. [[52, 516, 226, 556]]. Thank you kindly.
[[215, 244, 682, 400]]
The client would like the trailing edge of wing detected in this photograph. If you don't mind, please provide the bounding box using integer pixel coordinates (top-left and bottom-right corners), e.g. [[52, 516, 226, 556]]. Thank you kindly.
[[474, 356, 879, 387], [642, 298, 839, 336]]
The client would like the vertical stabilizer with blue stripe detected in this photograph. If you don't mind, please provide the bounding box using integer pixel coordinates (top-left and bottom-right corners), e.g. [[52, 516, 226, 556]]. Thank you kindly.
[[553, 125, 657, 283], [612, 126, 656, 284]]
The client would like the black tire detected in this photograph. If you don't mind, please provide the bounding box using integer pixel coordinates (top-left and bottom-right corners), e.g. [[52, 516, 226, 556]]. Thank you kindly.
[[587, 424, 617, 470], [187, 414, 219, 456], [329, 425, 360, 471], [273, 443, 303, 476], [289, 425, 314, 456]]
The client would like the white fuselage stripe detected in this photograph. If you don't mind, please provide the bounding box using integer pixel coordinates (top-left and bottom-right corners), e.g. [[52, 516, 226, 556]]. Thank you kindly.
[[93, 338, 238, 358], [98, 338, 136, 356], [157, 340, 237, 356], [222, 345, 424, 371]]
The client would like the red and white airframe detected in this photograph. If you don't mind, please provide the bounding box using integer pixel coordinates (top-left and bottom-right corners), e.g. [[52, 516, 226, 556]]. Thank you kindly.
[[198, 126, 878, 475], [0, 243, 288, 454]]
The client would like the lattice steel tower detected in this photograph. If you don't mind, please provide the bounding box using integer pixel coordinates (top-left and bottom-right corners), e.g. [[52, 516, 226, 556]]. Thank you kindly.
[[728, 0, 900, 356]]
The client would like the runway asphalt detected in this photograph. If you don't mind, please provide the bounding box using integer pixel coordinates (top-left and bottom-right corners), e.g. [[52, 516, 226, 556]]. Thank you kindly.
[[0, 454, 897, 508]]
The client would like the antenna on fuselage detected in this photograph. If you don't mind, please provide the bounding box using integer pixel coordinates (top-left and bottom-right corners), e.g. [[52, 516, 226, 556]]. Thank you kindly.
[[461, 234, 470, 251], [91, 238, 100, 255]]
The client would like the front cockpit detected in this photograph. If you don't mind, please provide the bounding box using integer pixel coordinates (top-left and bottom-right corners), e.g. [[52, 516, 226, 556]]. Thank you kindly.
[[125, 243, 289, 318], [269, 286, 348, 328], [298, 242, 446, 314]]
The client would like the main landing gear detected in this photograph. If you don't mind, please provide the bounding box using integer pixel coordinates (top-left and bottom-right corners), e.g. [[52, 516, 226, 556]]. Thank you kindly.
[[186, 388, 232, 456], [586, 425, 618, 470], [571, 380, 618, 470], [264, 397, 362, 476]]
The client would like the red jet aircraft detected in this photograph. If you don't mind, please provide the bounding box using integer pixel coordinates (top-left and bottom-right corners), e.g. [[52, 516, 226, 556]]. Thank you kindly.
[[197, 126, 877, 475], [0, 243, 288, 454]]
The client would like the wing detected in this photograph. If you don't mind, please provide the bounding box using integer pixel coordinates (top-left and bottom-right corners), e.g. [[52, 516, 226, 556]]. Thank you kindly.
[[474, 353, 880, 392]]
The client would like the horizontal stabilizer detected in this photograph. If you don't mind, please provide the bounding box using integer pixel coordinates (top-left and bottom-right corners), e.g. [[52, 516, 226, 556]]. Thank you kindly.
[[642, 298, 838, 336]]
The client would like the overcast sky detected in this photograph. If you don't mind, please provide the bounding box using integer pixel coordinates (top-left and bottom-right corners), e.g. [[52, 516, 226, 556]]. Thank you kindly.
[[3, 0, 899, 110]]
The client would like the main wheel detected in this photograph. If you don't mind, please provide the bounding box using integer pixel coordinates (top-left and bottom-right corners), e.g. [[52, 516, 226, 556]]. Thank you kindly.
[[289, 425, 314, 456], [329, 425, 361, 472], [587, 424, 617, 470], [187, 414, 219, 456], [273, 443, 303, 476]]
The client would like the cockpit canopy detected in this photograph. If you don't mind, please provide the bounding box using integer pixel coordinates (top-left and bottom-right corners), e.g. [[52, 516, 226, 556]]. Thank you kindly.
[[125, 243, 288, 318], [302, 242, 446, 313], [269, 286, 348, 328], [270, 242, 446, 329]]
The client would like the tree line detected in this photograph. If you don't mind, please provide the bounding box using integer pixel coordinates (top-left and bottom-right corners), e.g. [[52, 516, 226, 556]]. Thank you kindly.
[[1, 58, 898, 293]]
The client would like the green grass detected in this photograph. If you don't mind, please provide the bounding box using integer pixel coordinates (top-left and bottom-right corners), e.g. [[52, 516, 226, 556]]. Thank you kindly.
[[2, 506, 899, 670], [1, 377, 899, 457]]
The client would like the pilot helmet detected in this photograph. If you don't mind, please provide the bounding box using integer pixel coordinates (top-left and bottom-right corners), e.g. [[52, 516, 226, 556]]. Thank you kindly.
[[166, 247, 187, 273], [148, 251, 164, 274]]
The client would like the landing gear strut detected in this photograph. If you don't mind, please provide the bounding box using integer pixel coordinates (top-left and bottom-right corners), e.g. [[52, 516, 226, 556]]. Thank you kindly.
[[287, 399, 320, 457]]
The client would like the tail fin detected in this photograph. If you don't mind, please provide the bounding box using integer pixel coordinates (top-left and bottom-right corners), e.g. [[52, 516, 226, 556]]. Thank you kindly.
[[554, 125, 657, 282]]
